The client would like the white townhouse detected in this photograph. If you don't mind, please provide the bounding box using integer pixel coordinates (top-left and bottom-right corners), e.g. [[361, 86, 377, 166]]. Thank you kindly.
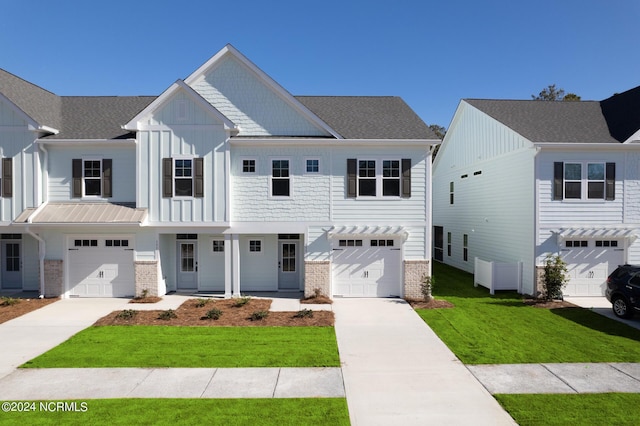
[[0, 45, 439, 299], [433, 86, 640, 297]]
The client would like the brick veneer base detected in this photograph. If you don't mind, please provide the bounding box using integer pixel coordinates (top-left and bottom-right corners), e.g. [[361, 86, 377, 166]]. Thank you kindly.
[[403, 259, 430, 300], [134, 260, 159, 297], [304, 260, 331, 298], [44, 259, 63, 297]]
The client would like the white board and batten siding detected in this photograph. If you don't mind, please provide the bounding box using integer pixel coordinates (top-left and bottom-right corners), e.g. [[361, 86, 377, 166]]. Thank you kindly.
[[136, 88, 229, 224], [433, 101, 537, 294]]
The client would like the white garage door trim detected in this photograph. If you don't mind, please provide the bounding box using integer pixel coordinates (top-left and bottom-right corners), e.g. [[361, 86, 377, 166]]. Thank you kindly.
[[561, 239, 624, 296], [332, 237, 401, 298], [66, 235, 135, 298]]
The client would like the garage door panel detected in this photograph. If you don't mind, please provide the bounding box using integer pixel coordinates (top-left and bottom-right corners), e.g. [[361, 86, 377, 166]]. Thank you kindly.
[[561, 244, 623, 297]]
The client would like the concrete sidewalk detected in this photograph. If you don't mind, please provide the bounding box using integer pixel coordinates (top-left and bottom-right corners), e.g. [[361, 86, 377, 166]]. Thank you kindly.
[[333, 298, 516, 425], [468, 363, 640, 394], [0, 367, 344, 400]]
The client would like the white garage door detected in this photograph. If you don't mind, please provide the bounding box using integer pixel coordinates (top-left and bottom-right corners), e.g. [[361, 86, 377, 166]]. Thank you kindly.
[[561, 240, 624, 296], [332, 238, 401, 297], [68, 237, 135, 297]]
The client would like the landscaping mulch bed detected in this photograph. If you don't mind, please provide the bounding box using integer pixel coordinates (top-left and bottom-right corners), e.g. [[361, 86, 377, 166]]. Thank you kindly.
[[300, 295, 333, 304], [95, 298, 334, 327], [523, 299, 578, 309], [0, 297, 59, 324], [408, 299, 455, 309], [129, 296, 163, 304]]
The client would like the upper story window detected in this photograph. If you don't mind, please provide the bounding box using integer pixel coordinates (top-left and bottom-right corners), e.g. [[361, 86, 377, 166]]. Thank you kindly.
[[305, 158, 320, 174], [242, 159, 256, 173], [554, 162, 615, 201], [347, 158, 411, 199], [449, 182, 454, 204], [162, 157, 203, 198], [72, 158, 111, 199], [271, 159, 290, 197], [0, 158, 13, 198]]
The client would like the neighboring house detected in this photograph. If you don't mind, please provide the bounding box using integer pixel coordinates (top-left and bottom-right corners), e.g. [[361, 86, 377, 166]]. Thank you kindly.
[[433, 86, 640, 297], [0, 44, 439, 299]]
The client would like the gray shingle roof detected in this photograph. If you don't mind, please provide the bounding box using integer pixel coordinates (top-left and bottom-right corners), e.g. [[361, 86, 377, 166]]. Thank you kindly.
[[0, 68, 61, 130], [296, 96, 438, 140], [466, 86, 640, 144], [46, 96, 156, 140]]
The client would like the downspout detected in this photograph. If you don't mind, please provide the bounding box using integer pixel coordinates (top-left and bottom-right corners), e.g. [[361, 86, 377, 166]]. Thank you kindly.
[[26, 143, 49, 298]]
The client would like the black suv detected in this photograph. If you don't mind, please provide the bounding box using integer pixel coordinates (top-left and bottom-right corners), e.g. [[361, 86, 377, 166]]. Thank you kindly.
[[606, 265, 640, 318]]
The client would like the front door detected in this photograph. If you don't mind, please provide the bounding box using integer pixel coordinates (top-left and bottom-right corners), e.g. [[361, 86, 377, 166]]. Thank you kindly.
[[177, 242, 197, 289], [1, 241, 22, 289], [278, 241, 299, 290]]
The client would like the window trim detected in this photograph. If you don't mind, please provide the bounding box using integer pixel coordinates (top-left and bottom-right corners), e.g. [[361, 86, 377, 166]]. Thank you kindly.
[[241, 157, 257, 174], [82, 158, 103, 199], [212, 239, 225, 253], [354, 157, 404, 199], [269, 158, 292, 198], [463, 234, 468, 262], [248, 238, 264, 254], [173, 157, 194, 198], [555, 161, 614, 201]]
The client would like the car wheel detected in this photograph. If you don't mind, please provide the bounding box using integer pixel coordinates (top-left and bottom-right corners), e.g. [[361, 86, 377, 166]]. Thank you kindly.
[[612, 296, 634, 319]]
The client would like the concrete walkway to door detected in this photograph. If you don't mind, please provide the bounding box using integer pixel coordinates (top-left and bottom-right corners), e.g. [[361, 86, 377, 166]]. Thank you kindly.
[[333, 298, 516, 425]]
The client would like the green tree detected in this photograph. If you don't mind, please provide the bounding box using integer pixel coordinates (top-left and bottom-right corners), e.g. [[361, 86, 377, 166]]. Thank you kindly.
[[428, 124, 446, 139], [532, 84, 581, 101]]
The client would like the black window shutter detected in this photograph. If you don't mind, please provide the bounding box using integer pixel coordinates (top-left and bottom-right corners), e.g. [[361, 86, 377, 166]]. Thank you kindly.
[[347, 159, 357, 198], [194, 157, 204, 198], [162, 158, 173, 198], [72, 159, 82, 198], [2, 158, 12, 198], [401, 158, 411, 198], [606, 162, 615, 201], [553, 162, 563, 200], [102, 159, 112, 198]]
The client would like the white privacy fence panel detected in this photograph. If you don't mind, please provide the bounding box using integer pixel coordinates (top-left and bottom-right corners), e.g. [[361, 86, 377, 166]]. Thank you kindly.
[[474, 257, 522, 295]]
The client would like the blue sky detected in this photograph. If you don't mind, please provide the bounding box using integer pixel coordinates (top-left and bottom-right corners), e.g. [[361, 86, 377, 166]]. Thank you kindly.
[[2, 0, 639, 129]]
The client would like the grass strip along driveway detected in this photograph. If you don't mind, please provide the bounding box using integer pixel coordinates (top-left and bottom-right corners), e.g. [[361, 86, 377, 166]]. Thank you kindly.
[[22, 326, 339, 368], [0, 398, 350, 426], [417, 262, 640, 365]]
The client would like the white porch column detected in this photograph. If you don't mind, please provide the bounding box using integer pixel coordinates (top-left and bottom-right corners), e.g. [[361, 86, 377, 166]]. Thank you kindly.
[[224, 234, 232, 298], [232, 234, 240, 296]]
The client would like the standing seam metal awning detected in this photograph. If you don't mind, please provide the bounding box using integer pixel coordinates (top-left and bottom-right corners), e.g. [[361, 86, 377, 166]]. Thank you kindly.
[[14, 203, 147, 224], [327, 225, 409, 241], [557, 227, 639, 243]]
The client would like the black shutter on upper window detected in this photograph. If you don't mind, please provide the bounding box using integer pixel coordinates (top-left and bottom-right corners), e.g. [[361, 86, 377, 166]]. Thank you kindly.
[[347, 159, 357, 198], [401, 158, 411, 198], [72, 159, 82, 198], [194, 157, 204, 198], [162, 158, 173, 198], [102, 159, 112, 198], [2, 158, 12, 198], [553, 162, 563, 200], [606, 162, 615, 201]]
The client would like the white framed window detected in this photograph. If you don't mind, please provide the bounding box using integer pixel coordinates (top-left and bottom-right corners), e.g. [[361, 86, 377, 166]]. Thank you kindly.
[[447, 232, 452, 257], [463, 234, 468, 262], [242, 158, 257, 174], [174, 158, 193, 197], [564, 163, 582, 199], [356, 159, 402, 198], [305, 158, 320, 174], [357, 160, 377, 196], [83, 159, 102, 197], [449, 182, 454, 204], [271, 159, 290, 197], [212, 240, 224, 253], [556, 161, 613, 201], [248, 239, 263, 253]]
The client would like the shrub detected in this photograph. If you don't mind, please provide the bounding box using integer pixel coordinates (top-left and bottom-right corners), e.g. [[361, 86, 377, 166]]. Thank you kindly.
[[294, 309, 314, 319], [158, 309, 177, 320], [233, 296, 251, 307], [543, 254, 569, 300], [420, 274, 435, 302], [195, 298, 211, 308], [115, 309, 138, 320], [202, 308, 222, 320], [0, 297, 21, 306], [249, 310, 269, 321]]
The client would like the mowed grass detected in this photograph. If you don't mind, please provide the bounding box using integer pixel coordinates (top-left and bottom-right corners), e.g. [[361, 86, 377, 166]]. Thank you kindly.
[[22, 326, 339, 368], [416, 262, 640, 364], [495, 393, 640, 426], [0, 398, 350, 426]]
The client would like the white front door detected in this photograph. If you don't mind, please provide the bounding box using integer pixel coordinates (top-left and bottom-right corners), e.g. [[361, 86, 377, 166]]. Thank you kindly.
[[278, 241, 299, 290], [1, 241, 22, 289], [177, 242, 197, 289], [561, 240, 624, 296]]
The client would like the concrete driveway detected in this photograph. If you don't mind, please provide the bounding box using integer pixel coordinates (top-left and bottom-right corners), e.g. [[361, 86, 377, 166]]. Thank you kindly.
[[564, 296, 640, 330]]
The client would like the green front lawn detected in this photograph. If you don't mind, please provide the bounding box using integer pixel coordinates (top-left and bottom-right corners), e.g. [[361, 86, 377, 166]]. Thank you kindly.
[[0, 398, 350, 426], [417, 262, 640, 364], [22, 326, 339, 368], [495, 393, 640, 426]]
